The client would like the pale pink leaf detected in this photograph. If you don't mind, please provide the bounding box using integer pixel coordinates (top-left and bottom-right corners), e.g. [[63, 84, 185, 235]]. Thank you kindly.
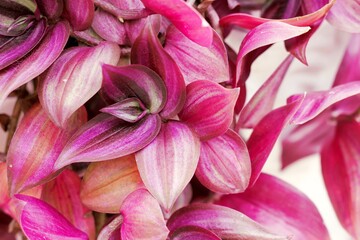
[[327, 0, 360, 33], [98, 215, 122, 240]]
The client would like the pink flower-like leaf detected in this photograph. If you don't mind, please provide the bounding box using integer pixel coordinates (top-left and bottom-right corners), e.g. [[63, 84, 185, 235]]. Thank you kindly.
[[41, 170, 95, 239], [37, 0, 63, 19], [135, 121, 200, 211], [289, 81, 360, 124], [0, 21, 70, 106], [39, 41, 120, 128], [101, 64, 167, 114], [55, 113, 161, 169], [81, 154, 144, 213], [62, 0, 94, 31], [15, 194, 88, 240], [167, 203, 288, 239], [100, 98, 149, 123], [216, 173, 330, 240], [0, 18, 46, 71], [238, 54, 294, 129], [7, 104, 87, 196], [235, 21, 310, 84], [140, 0, 213, 47], [98, 215, 122, 240], [169, 226, 221, 240], [164, 26, 229, 84], [247, 100, 302, 187], [195, 129, 251, 194], [179, 80, 238, 140], [132, 22, 186, 119], [327, 0, 360, 33], [120, 189, 169, 240], [321, 120, 360, 239], [281, 111, 335, 168]]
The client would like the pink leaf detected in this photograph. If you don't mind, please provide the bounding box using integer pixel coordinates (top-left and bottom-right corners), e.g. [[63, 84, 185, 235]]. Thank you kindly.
[[98, 215, 122, 240], [131, 22, 186, 119], [169, 226, 221, 240], [238, 54, 294, 129], [216, 173, 330, 240], [120, 189, 169, 240], [235, 22, 310, 84], [38, 41, 120, 128], [140, 0, 213, 47], [80, 154, 144, 213], [101, 64, 167, 114], [179, 80, 238, 140], [167, 203, 288, 239], [62, 0, 94, 31], [15, 194, 88, 240], [164, 26, 229, 84], [195, 129, 251, 194], [0, 21, 70, 106], [55, 113, 161, 169], [7, 104, 87, 195], [321, 120, 360, 239], [41, 170, 95, 239], [327, 0, 360, 33], [135, 121, 200, 211]]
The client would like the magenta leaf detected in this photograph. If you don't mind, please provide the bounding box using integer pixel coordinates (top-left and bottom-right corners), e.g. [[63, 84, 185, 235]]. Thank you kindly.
[[140, 0, 213, 47], [7, 104, 87, 195], [321, 120, 360, 239], [0, 21, 70, 106], [135, 121, 200, 211], [235, 22, 310, 84], [120, 189, 169, 240], [55, 113, 161, 169], [164, 26, 229, 84], [179, 80, 238, 140], [216, 173, 330, 240], [62, 0, 94, 31], [327, 0, 360, 33], [281, 111, 335, 168], [132, 22, 186, 119], [37, 0, 63, 19], [41, 169, 95, 239], [39, 41, 121, 128], [237, 54, 294, 129], [15, 194, 88, 240], [167, 203, 288, 239], [101, 64, 167, 114], [195, 129, 251, 194], [169, 226, 221, 240], [0, 18, 46, 71]]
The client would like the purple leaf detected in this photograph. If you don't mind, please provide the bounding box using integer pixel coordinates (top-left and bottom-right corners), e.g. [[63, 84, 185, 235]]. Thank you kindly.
[[235, 22, 310, 84], [135, 121, 200, 211], [237, 54, 294, 129], [55, 113, 161, 169], [140, 0, 213, 47], [62, 0, 94, 31], [216, 173, 330, 240], [132, 22, 186, 119], [80, 154, 144, 213], [179, 80, 238, 140], [39, 41, 121, 128], [0, 18, 46, 71], [195, 129, 251, 194], [169, 226, 221, 240], [15, 194, 88, 240], [164, 26, 229, 84], [327, 0, 360, 33], [7, 104, 87, 195], [37, 0, 63, 19], [101, 64, 167, 114], [167, 203, 288, 239], [120, 189, 169, 240], [321, 120, 360, 239], [0, 21, 70, 106]]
